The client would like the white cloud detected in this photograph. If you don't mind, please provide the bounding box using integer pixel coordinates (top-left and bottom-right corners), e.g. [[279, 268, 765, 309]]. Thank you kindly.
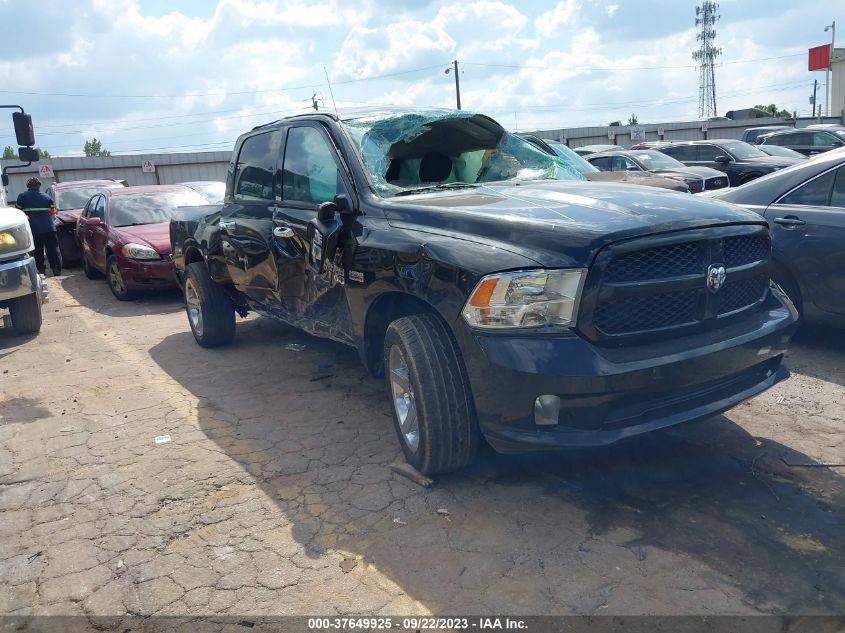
[[534, 0, 579, 38], [606, 4, 619, 17]]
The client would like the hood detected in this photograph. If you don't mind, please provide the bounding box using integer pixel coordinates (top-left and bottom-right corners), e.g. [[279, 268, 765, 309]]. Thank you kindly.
[[584, 171, 688, 192], [651, 166, 725, 179], [112, 222, 172, 255], [744, 156, 802, 167], [56, 208, 82, 224], [382, 180, 765, 269]]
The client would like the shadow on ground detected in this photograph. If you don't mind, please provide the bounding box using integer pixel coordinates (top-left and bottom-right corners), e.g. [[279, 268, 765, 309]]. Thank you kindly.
[[149, 320, 845, 614], [59, 271, 183, 318], [787, 325, 845, 388]]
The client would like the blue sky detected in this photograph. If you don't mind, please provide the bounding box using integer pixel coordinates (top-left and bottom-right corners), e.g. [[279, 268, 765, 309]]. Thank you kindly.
[[0, 0, 840, 156]]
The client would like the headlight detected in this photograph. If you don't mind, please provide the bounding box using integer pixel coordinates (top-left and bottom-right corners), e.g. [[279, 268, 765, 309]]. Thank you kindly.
[[462, 269, 585, 329], [0, 223, 33, 255], [121, 243, 160, 260]]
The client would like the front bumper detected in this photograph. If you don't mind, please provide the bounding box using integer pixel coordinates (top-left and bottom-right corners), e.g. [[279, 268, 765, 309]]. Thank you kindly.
[[119, 257, 178, 290], [454, 288, 797, 453], [0, 256, 48, 305]]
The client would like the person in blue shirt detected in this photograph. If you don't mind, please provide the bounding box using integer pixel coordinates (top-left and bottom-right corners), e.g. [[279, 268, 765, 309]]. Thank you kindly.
[[16, 177, 61, 276]]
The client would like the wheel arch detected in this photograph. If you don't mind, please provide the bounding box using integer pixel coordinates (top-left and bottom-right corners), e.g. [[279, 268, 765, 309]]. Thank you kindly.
[[361, 291, 444, 378]]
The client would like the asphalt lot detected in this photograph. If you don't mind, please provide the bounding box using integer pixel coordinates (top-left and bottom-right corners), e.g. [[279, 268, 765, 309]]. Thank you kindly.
[[1, 270, 843, 618]]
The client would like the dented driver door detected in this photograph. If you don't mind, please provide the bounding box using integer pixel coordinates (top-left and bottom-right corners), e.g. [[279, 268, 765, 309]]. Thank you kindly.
[[271, 123, 356, 340]]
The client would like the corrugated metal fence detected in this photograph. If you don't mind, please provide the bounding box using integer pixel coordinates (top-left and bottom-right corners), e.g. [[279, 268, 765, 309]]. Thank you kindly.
[[529, 116, 844, 149], [1, 151, 231, 199]]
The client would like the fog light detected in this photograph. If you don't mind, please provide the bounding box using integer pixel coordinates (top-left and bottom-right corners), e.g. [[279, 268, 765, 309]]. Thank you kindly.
[[534, 395, 561, 426]]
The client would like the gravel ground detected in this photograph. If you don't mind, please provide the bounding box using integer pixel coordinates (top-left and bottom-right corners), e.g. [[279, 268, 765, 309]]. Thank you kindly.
[[1, 271, 843, 620]]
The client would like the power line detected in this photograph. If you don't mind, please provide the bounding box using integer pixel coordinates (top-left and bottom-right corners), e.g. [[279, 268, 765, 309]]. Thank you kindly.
[[0, 64, 449, 100], [462, 52, 803, 72]]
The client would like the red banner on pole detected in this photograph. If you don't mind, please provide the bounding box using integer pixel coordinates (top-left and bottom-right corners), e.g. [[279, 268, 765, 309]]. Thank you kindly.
[[809, 44, 831, 71]]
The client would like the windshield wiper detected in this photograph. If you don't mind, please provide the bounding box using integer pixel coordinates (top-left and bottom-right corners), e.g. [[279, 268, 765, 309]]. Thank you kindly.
[[393, 183, 479, 197]]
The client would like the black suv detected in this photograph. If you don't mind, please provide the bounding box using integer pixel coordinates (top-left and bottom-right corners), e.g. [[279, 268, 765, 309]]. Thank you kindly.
[[171, 109, 797, 475], [758, 128, 845, 157], [656, 139, 802, 186]]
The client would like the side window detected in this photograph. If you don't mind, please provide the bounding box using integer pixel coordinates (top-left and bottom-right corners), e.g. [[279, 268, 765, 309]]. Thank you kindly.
[[829, 167, 845, 208], [94, 196, 106, 220], [779, 169, 835, 206], [589, 157, 612, 171], [621, 157, 640, 170], [282, 126, 346, 205], [790, 132, 813, 145], [764, 134, 788, 146], [663, 145, 695, 161], [814, 132, 835, 147], [81, 197, 94, 218], [235, 131, 277, 201], [696, 145, 721, 161]]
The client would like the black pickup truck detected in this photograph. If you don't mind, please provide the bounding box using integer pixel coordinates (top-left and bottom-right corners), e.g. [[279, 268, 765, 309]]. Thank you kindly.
[[171, 109, 798, 475]]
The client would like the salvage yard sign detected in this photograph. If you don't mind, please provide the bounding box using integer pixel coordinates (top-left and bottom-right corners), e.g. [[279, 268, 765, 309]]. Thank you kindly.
[[38, 164, 54, 179], [141, 159, 156, 173], [629, 126, 645, 142]]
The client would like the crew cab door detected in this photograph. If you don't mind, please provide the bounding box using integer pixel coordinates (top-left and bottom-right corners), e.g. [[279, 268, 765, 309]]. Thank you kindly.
[[271, 123, 356, 339], [764, 164, 845, 316], [220, 129, 281, 304]]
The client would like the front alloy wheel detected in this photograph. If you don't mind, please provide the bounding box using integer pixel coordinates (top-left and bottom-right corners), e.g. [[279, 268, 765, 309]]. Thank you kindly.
[[389, 346, 420, 453], [107, 256, 137, 301]]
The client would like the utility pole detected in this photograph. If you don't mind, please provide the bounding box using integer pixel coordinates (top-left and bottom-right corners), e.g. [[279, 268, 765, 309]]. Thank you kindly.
[[812, 79, 818, 118], [311, 93, 319, 111], [825, 21, 836, 117], [452, 60, 461, 110]]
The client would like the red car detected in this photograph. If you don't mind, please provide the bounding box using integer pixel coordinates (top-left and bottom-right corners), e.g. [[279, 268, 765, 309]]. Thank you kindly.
[[46, 179, 127, 265], [76, 185, 208, 300]]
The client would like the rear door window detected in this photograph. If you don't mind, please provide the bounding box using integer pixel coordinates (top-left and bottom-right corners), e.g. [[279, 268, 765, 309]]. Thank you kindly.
[[234, 131, 279, 201], [813, 132, 836, 147], [589, 156, 612, 171], [662, 145, 696, 161]]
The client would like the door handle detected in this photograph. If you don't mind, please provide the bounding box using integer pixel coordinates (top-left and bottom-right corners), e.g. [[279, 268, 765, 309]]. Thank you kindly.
[[772, 216, 806, 227], [273, 226, 295, 239], [218, 219, 236, 231]]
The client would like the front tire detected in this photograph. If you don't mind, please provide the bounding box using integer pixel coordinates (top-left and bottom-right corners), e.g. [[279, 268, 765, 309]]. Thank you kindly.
[[107, 256, 138, 301], [384, 314, 479, 475], [184, 261, 235, 348], [83, 254, 101, 279], [9, 294, 42, 335]]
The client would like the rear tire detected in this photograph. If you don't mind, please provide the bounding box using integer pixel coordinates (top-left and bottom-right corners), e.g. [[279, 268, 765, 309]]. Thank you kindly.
[[184, 261, 235, 348], [9, 294, 42, 335], [384, 314, 479, 475], [107, 256, 138, 301], [83, 254, 101, 279]]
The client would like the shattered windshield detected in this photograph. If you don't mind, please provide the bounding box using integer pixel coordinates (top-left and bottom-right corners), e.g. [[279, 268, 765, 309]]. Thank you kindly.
[[342, 111, 584, 197]]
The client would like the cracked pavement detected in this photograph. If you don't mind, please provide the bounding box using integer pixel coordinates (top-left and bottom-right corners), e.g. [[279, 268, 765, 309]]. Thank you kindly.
[[1, 271, 843, 618]]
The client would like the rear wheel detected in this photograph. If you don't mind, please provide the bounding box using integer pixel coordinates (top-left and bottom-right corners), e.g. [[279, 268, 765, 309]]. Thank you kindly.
[[384, 314, 478, 475], [184, 261, 235, 348], [9, 294, 42, 335], [107, 256, 138, 301]]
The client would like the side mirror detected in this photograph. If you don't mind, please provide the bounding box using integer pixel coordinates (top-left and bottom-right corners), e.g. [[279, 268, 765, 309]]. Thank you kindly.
[[626, 165, 640, 172], [17, 147, 39, 162], [714, 155, 730, 165], [316, 200, 336, 223], [13, 112, 35, 147]]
